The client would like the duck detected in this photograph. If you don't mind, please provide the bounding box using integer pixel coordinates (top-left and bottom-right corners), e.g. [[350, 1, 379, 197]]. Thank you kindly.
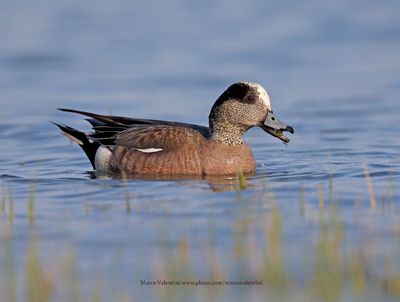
[[55, 81, 294, 176]]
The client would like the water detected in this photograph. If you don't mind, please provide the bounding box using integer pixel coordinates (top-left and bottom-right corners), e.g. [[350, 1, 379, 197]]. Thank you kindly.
[[1, 1, 400, 301]]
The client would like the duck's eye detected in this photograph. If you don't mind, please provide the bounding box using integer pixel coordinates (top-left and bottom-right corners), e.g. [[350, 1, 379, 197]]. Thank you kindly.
[[244, 94, 257, 103], [271, 116, 276, 121]]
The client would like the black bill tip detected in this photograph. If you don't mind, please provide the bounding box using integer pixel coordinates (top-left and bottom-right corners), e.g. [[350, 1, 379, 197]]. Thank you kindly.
[[286, 125, 294, 134]]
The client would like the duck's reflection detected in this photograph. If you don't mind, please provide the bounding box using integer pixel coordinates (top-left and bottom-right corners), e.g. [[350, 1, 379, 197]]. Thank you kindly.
[[88, 170, 254, 192]]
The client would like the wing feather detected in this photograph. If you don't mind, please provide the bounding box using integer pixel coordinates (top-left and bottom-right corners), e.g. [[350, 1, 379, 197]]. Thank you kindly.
[[113, 125, 205, 150], [58, 108, 210, 150]]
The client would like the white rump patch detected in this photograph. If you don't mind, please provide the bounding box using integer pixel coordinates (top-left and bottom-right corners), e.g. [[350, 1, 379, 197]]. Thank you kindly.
[[134, 148, 163, 153], [244, 81, 271, 110], [95, 146, 112, 171]]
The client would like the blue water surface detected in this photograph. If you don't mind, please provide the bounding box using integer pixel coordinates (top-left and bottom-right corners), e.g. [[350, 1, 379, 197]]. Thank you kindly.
[[1, 1, 400, 301]]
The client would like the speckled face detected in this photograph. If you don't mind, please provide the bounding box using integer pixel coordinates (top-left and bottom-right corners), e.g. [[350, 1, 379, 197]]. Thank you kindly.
[[209, 82, 294, 145], [209, 82, 272, 131]]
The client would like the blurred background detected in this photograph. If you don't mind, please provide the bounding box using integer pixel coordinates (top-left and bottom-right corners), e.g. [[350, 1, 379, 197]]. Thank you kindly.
[[1, 0, 399, 121], [1, 1, 400, 301]]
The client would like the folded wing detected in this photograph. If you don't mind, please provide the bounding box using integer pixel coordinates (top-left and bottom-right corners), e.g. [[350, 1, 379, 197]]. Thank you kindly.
[[58, 108, 210, 151]]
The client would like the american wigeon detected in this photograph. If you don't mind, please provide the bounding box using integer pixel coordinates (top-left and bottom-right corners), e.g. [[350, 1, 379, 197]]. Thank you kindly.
[[55, 82, 294, 176]]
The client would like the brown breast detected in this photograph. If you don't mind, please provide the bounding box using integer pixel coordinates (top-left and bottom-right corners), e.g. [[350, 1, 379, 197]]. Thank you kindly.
[[201, 141, 255, 175]]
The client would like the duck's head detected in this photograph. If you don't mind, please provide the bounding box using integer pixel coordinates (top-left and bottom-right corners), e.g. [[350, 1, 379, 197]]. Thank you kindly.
[[209, 81, 294, 145]]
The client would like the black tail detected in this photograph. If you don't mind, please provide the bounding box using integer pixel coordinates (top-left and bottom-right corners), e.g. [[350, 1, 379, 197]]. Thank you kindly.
[[53, 122, 100, 169]]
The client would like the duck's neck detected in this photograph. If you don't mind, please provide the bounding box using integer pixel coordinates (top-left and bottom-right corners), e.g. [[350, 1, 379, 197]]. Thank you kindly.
[[209, 123, 246, 145]]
